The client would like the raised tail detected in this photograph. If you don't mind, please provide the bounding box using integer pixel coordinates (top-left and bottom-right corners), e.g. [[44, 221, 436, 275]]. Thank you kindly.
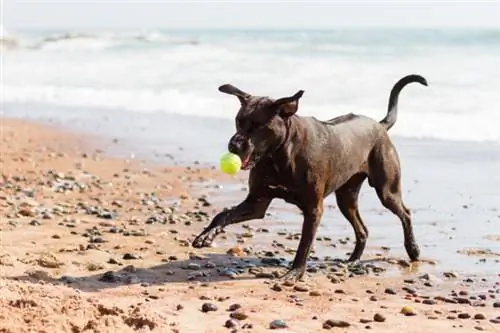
[[380, 74, 428, 130]]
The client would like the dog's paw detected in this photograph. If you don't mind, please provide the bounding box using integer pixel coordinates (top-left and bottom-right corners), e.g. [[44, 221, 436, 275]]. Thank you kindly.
[[277, 267, 306, 282], [191, 228, 221, 248]]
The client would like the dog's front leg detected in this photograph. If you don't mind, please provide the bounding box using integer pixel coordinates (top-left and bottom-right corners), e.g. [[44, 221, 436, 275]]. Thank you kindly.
[[191, 195, 271, 248], [280, 204, 323, 281]]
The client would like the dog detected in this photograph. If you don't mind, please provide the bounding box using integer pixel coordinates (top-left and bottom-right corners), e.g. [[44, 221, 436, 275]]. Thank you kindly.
[[192, 74, 428, 281]]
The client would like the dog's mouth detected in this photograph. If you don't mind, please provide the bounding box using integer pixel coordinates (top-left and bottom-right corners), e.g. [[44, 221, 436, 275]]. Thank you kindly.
[[240, 153, 252, 170]]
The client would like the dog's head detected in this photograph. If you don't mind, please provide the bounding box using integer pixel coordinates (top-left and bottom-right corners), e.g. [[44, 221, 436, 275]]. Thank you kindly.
[[219, 84, 304, 170]]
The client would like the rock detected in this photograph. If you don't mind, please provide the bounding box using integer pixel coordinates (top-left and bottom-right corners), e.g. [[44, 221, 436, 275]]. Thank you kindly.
[[374, 313, 386, 322], [228, 304, 242, 311], [458, 313, 471, 319], [99, 271, 121, 283], [255, 272, 274, 279], [187, 263, 201, 270], [293, 284, 309, 292], [59, 275, 76, 283], [220, 268, 239, 279], [201, 303, 218, 313], [323, 320, 350, 328], [443, 272, 458, 279], [269, 319, 287, 329], [123, 253, 140, 260], [230, 310, 248, 320], [422, 299, 437, 305], [37, 253, 64, 268], [176, 304, 184, 311], [385, 288, 397, 295], [227, 247, 245, 256], [30, 220, 41, 226], [401, 306, 416, 316], [309, 290, 321, 297], [225, 319, 240, 328], [360, 319, 372, 324], [271, 284, 283, 292], [490, 319, 500, 324], [18, 207, 36, 217], [474, 326, 484, 331], [474, 314, 486, 320], [493, 302, 500, 308]]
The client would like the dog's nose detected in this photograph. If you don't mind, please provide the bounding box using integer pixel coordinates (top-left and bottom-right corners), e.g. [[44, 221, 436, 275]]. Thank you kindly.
[[228, 134, 245, 154], [228, 140, 242, 155]]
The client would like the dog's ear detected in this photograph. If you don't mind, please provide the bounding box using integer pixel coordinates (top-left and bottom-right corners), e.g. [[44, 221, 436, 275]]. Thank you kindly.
[[274, 90, 305, 117], [218, 84, 250, 104]]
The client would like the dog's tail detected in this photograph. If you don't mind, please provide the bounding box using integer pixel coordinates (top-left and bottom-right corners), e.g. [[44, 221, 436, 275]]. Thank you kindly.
[[380, 74, 428, 130]]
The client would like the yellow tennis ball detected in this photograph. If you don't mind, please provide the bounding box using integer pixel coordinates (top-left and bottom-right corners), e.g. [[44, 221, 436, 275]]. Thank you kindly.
[[220, 152, 241, 175]]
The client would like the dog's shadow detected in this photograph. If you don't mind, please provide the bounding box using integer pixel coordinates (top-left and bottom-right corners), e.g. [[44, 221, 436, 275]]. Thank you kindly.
[[7, 253, 293, 293]]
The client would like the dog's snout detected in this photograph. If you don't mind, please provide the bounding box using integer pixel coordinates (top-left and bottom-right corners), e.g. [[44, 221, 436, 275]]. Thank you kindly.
[[228, 134, 246, 155]]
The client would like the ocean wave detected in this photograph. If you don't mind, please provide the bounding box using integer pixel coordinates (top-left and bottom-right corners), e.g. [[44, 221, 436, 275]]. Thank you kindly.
[[4, 29, 200, 51], [4, 84, 499, 144]]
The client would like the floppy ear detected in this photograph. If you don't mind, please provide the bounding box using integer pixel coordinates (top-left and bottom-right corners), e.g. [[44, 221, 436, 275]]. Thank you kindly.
[[218, 84, 250, 104], [274, 90, 305, 117]]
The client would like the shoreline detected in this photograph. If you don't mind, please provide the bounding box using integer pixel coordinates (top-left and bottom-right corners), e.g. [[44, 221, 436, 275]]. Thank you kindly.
[[1, 117, 499, 333]]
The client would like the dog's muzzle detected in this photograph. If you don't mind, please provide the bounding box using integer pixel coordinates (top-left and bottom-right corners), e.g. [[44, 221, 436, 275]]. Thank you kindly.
[[228, 135, 253, 170]]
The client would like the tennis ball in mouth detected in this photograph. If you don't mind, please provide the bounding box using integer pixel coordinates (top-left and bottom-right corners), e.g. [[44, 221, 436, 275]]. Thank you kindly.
[[220, 152, 241, 175]]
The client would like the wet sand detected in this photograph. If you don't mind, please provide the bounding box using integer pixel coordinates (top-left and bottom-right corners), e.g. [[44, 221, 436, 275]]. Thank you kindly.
[[1, 118, 499, 333]]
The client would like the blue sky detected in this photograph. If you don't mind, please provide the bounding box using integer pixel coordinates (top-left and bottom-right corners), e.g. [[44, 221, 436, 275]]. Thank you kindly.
[[3, 0, 500, 30]]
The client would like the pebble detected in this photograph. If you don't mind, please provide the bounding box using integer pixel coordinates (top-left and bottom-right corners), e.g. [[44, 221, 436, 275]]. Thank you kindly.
[[323, 320, 350, 329], [123, 253, 140, 260], [271, 284, 283, 292], [422, 299, 437, 305], [293, 285, 309, 292], [493, 302, 500, 308], [225, 319, 240, 328], [474, 314, 486, 320], [29, 220, 41, 226], [230, 310, 248, 320], [373, 313, 386, 322], [59, 275, 76, 283], [269, 319, 287, 329], [458, 313, 471, 319], [187, 263, 201, 270], [228, 304, 242, 311], [309, 290, 321, 297], [99, 271, 121, 283], [385, 288, 397, 295], [201, 303, 218, 313]]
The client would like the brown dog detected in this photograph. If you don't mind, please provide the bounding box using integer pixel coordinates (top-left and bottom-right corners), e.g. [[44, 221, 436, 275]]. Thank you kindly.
[[192, 74, 428, 280]]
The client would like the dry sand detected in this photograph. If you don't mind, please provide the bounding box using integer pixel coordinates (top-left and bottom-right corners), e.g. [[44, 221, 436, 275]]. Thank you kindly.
[[1, 118, 499, 333]]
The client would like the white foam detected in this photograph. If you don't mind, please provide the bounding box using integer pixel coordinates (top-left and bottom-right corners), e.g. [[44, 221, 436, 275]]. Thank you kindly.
[[4, 30, 500, 143]]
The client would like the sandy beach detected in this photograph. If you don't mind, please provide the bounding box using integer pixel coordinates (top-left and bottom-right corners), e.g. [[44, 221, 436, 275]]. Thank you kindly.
[[1, 118, 499, 333]]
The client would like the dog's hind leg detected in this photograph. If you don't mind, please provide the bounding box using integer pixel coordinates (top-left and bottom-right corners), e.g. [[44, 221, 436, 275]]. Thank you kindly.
[[369, 140, 420, 261], [335, 173, 369, 262], [191, 195, 271, 248]]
